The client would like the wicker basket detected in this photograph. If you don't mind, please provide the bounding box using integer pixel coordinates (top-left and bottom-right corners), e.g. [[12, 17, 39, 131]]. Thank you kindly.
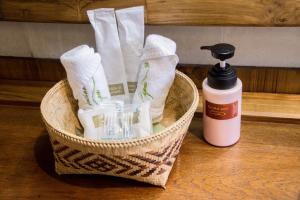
[[40, 70, 199, 187]]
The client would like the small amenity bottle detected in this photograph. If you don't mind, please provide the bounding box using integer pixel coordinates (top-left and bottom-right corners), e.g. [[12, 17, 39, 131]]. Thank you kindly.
[[201, 43, 242, 147]]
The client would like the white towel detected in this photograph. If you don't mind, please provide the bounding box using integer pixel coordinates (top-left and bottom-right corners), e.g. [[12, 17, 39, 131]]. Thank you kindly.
[[60, 45, 111, 109], [116, 6, 144, 99], [133, 34, 179, 123], [87, 8, 129, 102]]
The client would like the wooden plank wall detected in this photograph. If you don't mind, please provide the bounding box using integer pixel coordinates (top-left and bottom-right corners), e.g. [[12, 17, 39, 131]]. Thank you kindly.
[[0, 57, 299, 94], [179, 65, 300, 94], [146, 0, 300, 26], [0, 1, 299, 97], [0, 0, 300, 26], [0, 0, 146, 23]]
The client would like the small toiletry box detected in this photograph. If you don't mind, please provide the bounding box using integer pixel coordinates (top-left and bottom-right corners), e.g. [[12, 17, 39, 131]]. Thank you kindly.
[[40, 71, 198, 187]]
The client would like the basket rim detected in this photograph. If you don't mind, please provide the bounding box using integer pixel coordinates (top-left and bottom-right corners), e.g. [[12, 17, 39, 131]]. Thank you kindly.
[[40, 70, 199, 148]]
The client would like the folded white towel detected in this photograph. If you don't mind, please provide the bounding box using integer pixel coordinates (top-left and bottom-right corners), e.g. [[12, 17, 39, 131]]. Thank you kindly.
[[133, 34, 179, 123], [87, 8, 129, 102], [116, 6, 144, 99], [60, 45, 111, 109]]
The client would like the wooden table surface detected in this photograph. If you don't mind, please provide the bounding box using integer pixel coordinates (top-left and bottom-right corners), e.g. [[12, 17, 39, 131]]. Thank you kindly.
[[0, 105, 299, 200]]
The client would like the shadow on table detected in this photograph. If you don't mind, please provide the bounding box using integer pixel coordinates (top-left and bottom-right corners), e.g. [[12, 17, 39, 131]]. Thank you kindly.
[[34, 131, 160, 189], [188, 116, 204, 140]]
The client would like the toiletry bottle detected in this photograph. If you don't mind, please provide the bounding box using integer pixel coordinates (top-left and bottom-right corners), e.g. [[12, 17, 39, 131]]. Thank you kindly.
[[201, 43, 242, 147]]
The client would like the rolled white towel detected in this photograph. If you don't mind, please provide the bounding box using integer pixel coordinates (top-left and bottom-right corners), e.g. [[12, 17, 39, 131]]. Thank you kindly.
[[133, 34, 179, 123], [60, 45, 111, 109]]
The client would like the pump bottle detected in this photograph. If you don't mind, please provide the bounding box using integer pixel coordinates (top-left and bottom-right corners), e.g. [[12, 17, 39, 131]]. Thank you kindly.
[[201, 43, 242, 147]]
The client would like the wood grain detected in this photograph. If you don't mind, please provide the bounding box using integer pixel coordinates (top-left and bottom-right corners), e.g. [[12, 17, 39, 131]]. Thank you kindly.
[[0, 80, 54, 106], [0, 79, 299, 123], [0, 105, 299, 199], [1, 0, 300, 26], [146, 0, 300, 26], [1, 57, 300, 94], [0, 0, 146, 23], [197, 91, 300, 124], [0, 57, 66, 82], [179, 65, 300, 94]]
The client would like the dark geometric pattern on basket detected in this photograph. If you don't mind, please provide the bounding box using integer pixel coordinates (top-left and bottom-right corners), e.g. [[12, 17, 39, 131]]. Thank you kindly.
[[51, 134, 185, 177]]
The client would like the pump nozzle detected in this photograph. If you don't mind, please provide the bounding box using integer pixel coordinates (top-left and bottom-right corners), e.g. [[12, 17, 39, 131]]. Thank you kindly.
[[201, 43, 237, 89], [200, 46, 212, 50], [201, 43, 235, 69], [200, 43, 235, 61]]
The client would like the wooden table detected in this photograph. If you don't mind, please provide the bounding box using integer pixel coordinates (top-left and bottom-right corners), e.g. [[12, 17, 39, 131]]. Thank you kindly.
[[0, 105, 299, 199]]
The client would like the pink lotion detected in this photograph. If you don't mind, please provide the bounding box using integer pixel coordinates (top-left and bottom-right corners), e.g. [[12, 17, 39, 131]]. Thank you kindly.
[[201, 43, 242, 147]]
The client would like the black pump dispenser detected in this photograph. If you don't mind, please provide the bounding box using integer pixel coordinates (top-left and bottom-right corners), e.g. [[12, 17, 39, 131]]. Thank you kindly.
[[201, 43, 237, 90]]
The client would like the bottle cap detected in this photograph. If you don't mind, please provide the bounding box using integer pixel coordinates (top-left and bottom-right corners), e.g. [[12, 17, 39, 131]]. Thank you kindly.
[[201, 43, 237, 90]]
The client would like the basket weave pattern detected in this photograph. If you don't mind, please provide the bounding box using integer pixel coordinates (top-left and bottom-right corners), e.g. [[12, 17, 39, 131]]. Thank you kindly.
[[41, 71, 199, 187]]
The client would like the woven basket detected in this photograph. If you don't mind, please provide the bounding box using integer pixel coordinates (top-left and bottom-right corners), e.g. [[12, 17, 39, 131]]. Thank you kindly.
[[40, 70, 199, 187]]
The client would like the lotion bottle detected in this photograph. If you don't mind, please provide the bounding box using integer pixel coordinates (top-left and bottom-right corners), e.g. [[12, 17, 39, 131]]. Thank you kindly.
[[201, 43, 242, 147]]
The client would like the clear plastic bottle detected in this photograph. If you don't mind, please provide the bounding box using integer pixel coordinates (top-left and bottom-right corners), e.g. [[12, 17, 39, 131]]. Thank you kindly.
[[201, 44, 242, 147]]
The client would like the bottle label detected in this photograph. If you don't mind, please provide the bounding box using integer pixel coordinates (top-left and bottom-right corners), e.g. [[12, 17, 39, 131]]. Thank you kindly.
[[205, 100, 238, 120]]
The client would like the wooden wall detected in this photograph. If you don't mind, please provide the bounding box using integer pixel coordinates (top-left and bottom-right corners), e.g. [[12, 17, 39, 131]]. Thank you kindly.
[[0, 1, 299, 97], [179, 65, 300, 94], [1, 0, 300, 26], [0, 57, 299, 94]]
